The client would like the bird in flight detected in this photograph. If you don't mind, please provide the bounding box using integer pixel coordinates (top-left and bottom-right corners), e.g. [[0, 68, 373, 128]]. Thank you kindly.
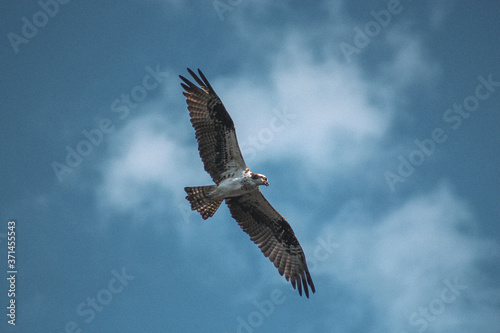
[[180, 68, 315, 298]]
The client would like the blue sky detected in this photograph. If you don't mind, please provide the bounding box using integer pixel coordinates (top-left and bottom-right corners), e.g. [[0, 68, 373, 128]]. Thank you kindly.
[[1, 1, 499, 332]]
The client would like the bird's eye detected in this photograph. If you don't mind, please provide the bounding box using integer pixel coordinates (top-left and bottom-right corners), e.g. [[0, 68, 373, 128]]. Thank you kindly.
[[264, 177, 268, 181]]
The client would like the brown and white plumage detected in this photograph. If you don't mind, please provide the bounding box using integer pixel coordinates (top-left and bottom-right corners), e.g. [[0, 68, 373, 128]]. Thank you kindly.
[[180, 68, 315, 298], [180, 68, 246, 184], [226, 191, 315, 298]]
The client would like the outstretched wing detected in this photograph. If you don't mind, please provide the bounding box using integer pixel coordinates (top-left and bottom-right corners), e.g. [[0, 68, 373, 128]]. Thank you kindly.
[[180, 68, 247, 184], [226, 191, 316, 298]]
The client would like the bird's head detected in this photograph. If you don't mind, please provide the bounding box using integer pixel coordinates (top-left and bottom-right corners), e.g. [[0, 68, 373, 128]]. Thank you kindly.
[[251, 173, 269, 186]]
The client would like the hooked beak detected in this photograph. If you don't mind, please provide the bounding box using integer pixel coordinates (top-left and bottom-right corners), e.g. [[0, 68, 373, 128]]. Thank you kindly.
[[264, 180, 269, 186]]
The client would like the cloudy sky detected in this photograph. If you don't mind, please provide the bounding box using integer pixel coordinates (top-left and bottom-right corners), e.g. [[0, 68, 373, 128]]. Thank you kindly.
[[1, 1, 499, 332]]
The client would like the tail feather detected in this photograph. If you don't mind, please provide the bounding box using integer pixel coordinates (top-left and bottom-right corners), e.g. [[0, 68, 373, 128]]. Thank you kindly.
[[184, 186, 222, 220]]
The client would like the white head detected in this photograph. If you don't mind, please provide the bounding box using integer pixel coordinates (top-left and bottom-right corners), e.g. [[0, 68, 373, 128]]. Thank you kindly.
[[251, 173, 269, 186]]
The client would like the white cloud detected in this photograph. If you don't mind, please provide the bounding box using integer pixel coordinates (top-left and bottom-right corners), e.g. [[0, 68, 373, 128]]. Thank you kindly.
[[316, 183, 499, 332], [96, 111, 200, 216], [214, 36, 393, 177], [205, 24, 442, 185]]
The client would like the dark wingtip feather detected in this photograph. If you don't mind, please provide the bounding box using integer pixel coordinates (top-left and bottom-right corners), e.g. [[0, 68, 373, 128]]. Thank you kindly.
[[307, 271, 316, 294], [179, 75, 195, 88], [197, 69, 214, 91], [297, 277, 303, 296], [301, 272, 310, 298], [291, 270, 315, 298], [186, 68, 205, 88], [186, 67, 196, 79]]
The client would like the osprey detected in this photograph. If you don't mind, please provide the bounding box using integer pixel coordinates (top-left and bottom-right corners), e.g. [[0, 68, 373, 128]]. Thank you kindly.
[[180, 68, 315, 298]]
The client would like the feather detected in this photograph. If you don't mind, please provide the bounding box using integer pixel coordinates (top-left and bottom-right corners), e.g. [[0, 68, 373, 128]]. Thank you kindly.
[[226, 191, 315, 297]]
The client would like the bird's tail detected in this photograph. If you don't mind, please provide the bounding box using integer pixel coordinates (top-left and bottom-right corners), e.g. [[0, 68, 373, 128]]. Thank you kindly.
[[184, 186, 222, 220]]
